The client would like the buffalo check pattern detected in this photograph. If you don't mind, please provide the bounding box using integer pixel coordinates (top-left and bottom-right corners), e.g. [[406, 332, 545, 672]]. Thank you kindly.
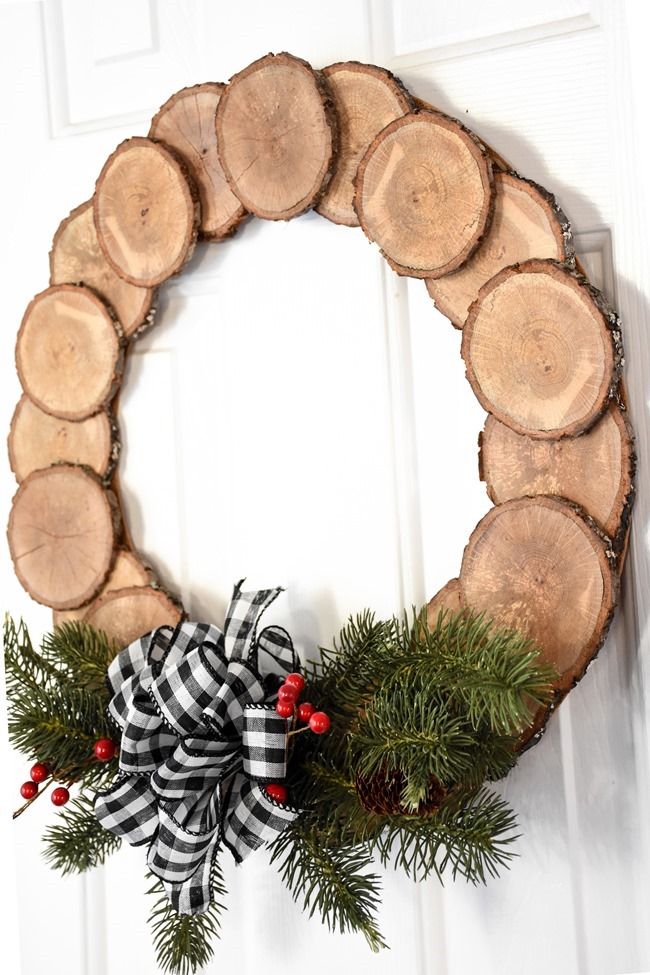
[[94, 582, 300, 915]]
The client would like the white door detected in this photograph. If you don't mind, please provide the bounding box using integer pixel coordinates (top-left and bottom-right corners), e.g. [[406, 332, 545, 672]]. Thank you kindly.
[[2, 2, 649, 974]]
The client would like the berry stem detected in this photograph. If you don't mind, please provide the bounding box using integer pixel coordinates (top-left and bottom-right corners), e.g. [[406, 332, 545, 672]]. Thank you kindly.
[[12, 775, 54, 820], [287, 726, 310, 738]]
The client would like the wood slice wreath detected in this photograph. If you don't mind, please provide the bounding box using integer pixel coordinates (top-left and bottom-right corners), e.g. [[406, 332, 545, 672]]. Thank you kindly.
[[7, 52, 635, 749]]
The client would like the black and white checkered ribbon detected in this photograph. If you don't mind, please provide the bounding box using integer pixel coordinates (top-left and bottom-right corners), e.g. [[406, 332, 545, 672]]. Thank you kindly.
[[94, 581, 300, 915]]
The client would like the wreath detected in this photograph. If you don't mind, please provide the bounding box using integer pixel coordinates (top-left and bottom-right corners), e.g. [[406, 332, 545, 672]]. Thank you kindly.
[[5, 52, 635, 974]]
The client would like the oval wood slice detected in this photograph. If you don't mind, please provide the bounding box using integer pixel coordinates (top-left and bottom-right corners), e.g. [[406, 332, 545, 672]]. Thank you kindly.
[[94, 136, 199, 287], [316, 62, 412, 226], [53, 549, 154, 626], [426, 578, 464, 629], [16, 284, 124, 421], [479, 404, 635, 549], [426, 172, 572, 328], [8, 394, 118, 483], [49, 201, 154, 339], [354, 110, 494, 278], [149, 83, 248, 240], [215, 52, 337, 220], [460, 497, 617, 694], [85, 586, 182, 647], [7, 465, 119, 610], [462, 260, 621, 439]]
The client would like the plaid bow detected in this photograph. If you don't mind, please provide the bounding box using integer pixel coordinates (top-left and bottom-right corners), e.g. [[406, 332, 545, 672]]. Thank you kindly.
[[94, 582, 300, 915]]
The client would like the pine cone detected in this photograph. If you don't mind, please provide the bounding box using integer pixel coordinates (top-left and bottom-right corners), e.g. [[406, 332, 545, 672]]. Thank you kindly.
[[355, 767, 448, 817]]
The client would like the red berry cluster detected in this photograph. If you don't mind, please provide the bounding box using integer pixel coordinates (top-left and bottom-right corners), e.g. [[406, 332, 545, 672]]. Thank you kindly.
[[274, 673, 331, 735], [17, 737, 117, 811]]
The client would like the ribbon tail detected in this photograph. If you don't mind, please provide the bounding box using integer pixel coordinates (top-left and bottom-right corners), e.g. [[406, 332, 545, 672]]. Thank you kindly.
[[162, 837, 220, 916], [224, 582, 284, 661]]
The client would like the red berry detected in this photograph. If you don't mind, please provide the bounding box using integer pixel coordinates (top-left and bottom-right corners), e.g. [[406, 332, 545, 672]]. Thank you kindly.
[[265, 783, 288, 804], [93, 738, 117, 762], [284, 673, 305, 694], [30, 762, 49, 783], [275, 700, 294, 719], [51, 787, 70, 807], [308, 711, 331, 735], [297, 702, 316, 723], [20, 781, 38, 800], [278, 684, 299, 702]]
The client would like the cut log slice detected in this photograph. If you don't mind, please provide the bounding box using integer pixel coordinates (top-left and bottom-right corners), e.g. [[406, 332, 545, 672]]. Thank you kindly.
[[8, 394, 119, 483], [354, 110, 494, 278], [479, 404, 635, 549], [85, 586, 182, 647], [316, 62, 412, 226], [94, 136, 199, 287], [53, 549, 154, 626], [460, 497, 617, 694], [215, 52, 337, 220], [49, 201, 154, 339], [462, 260, 622, 439], [7, 465, 119, 610], [426, 172, 572, 328], [16, 284, 124, 421], [149, 83, 248, 240], [426, 578, 464, 629]]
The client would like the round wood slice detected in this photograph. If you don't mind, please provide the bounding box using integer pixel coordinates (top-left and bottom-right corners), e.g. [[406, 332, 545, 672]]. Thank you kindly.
[[426, 578, 464, 629], [7, 465, 119, 610], [149, 83, 248, 240], [479, 404, 635, 549], [461, 260, 621, 439], [49, 201, 154, 339], [94, 136, 199, 287], [354, 110, 494, 278], [316, 62, 412, 227], [460, 497, 617, 693], [16, 284, 124, 421], [215, 52, 337, 221], [85, 586, 182, 647], [426, 172, 572, 328], [8, 394, 119, 483], [53, 549, 154, 626]]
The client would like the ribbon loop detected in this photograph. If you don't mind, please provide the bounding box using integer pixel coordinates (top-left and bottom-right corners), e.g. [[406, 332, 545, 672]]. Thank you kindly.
[[242, 706, 288, 782]]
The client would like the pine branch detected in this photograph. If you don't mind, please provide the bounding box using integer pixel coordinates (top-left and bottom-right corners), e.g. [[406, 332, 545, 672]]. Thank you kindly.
[[147, 858, 227, 975], [42, 792, 121, 875], [269, 816, 386, 952], [42, 621, 120, 693], [373, 787, 520, 883]]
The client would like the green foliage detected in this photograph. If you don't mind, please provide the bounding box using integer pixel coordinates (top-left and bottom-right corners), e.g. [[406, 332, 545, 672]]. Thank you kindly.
[[269, 817, 386, 952], [147, 858, 227, 975], [4, 616, 118, 786], [43, 792, 121, 875]]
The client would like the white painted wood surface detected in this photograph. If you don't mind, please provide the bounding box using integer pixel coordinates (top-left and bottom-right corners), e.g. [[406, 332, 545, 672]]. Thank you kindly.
[[1, 2, 649, 973]]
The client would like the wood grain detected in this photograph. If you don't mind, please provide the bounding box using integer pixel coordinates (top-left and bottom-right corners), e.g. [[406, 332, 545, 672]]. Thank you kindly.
[[53, 548, 153, 626], [355, 110, 494, 278], [7, 465, 119, 610], [85, 586, 182, 647], [216, 52, 337, 220]]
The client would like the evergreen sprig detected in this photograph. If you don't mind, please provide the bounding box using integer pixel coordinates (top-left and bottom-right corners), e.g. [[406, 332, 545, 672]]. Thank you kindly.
[[147, 858, 227, 975], [42, 792, 121, 875]]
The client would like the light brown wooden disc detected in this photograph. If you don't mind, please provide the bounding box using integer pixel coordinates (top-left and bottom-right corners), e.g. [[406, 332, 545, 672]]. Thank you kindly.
[[53, 549, 153, 625], [7, 465, 119, 610], [426, 578, 464, 629], [215, 52, 337, 221], [16, 284, 124, 421], [49, 201, 154, 339], [8, 394, 118, 483], [354, 110, 494, 278], [149, 83, 248, 240], [479, 404, 635, 548], [85, 586, 182, 647], [460, 497, 616, 693], [426, 172, 571, 328], [93, 136, 199, 287], [462, 260, 620, 439], [316, 62, 412, 227]]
